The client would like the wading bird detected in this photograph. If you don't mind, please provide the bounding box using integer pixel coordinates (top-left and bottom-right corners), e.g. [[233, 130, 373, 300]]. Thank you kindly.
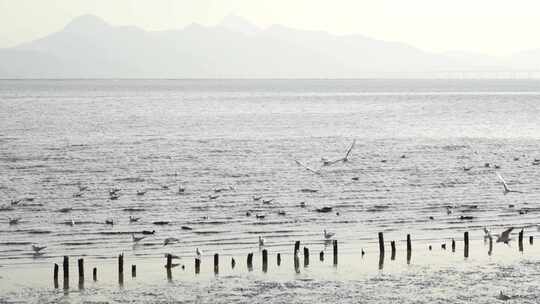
[[324, 229, 335, 239], [163, 237, 179, 246], [132, 234, 145, 243], [496, 227, 514, 244]]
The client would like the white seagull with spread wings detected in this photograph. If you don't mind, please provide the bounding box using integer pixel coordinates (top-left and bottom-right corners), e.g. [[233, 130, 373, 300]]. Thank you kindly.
[[496, 173, 523, 195], [321, 139, 356, 166], [294, 159, 321, 175]]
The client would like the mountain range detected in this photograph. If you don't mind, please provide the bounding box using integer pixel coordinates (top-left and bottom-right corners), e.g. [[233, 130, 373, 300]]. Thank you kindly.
[[0, 14, 539, 78]]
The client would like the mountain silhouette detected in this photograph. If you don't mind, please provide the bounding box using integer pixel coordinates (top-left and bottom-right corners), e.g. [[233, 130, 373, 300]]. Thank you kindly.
[[0, 15, 533, 78]]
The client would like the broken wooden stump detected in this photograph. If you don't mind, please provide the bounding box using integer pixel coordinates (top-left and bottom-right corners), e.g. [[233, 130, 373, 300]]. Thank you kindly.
[[77, 258, 84, 289], [294, 241, 300, 256], [53, 263, 59, 289], [262, 249, 268, 272], [406, 234, 412, 264], [333, 240, 338, 266], [63, 256, 69, 290], [214, 253, 219, 274], [464, 232, 469, 258], [390, 241, 396, 260], [195, 258, 201, 274], [378, 232, 385, 255]]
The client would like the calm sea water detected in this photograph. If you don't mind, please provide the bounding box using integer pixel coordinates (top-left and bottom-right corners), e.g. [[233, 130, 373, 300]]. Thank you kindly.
[[1, 79, 540, 303]]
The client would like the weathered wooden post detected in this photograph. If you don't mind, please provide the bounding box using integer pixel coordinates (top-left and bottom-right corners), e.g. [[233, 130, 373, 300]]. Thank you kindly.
[[118, 253, 124, 286], [294, 254, 300, 273], [262, 249, 268, 272], [428, 245, 432, 251], [294, 241, 300, 256], [451, 239, 456, 252], [214, 253, 219, 274], [319, 251, 324, 261], [92, 267, 97, 282], [333, 240, 338, 266], [530, 236, 534, 245], [378, 232, 385, 255], [277, 253, 281, 266], [390, 241, 396, 260], [303, 247, 309, 267], [464, 232, 469, 258], [247, 252, 253, 271], [378, 250, 384, 270], [53, 263, 59, 289], [77, 258, 84, 289], [195, 257, 201, 274], [406, 234, 412, 264], [131, 265, 136, 278], [519, 229, 524, 252], [63, 256, 69, 290], [231, 258, 236, 269], [441, 243, 446, 250], [488, 236, 493, 256], [166, 254, 172, 282]]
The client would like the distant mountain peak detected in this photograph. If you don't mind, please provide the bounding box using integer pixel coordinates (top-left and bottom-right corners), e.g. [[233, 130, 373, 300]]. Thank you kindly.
[[218, 14, 260, 35], [64, 14, 110, 32]]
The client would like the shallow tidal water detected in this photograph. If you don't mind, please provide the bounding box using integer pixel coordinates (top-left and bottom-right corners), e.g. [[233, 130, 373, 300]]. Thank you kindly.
[[1, 79, 540, 303]]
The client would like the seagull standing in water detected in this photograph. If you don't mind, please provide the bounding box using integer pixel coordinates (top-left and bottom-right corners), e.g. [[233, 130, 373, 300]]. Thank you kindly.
[[483, 227, 493, 241], [497, 291, 511, 301], [163, 237, 179, 246], [496, 173, 523, 195], [8, 217, 20, 225], [132, 234, 145, 243], [258, 236, 265, 247], [31, 245, 46, 253], [496, 227, 514, 244], [324, 229, 335, 239]]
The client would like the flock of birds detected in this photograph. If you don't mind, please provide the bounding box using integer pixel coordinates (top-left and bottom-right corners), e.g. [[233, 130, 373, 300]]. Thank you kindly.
[[2, 138, 539, 289]]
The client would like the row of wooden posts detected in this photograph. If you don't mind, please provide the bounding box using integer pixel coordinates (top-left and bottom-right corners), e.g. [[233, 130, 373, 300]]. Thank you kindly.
[[53, 230, 532, 288]]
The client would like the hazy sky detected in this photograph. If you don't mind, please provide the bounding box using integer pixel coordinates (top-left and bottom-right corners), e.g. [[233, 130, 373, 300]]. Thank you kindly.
[[1, 0, 540, 56]]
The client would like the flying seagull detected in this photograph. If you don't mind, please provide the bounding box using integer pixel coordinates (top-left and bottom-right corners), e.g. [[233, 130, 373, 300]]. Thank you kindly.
[[496, 227, 514, 244], [496, 173, 523, 195], [342, 139, 356, 162], [321, 157, 343, 166], [294, 159, 321, 175], [321, 139, 357, 166]]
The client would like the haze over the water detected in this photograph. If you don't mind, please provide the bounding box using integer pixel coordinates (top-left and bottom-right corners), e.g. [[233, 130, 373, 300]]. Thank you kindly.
[[1, 0, 540, 78], [2, 0, 540, 55]]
